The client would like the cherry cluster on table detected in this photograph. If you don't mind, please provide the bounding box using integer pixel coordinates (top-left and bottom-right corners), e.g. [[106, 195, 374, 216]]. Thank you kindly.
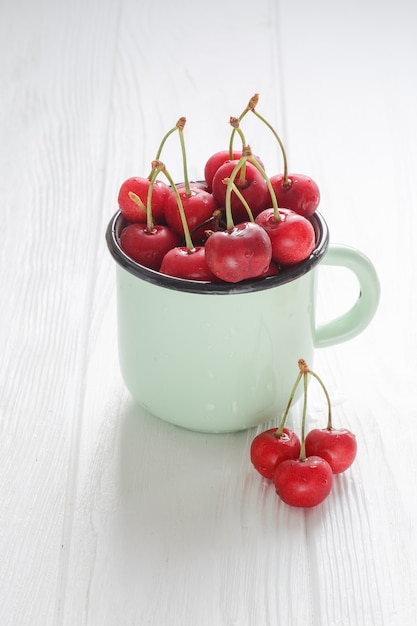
[[250, 360, 357, 508]]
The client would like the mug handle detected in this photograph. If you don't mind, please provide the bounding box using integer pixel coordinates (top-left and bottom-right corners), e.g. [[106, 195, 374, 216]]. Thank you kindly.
[[314, 244, 380, 348]]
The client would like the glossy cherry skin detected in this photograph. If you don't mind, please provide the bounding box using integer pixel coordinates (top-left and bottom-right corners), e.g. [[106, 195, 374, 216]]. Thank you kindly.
[[205, 222, 272, 283], [255, 207, 316, 266], [204, 150, 265, 192], [118, 176, 170, 224], [305, 427, 357, 474], [260, 260, 280, 278], [159, 246, 219, 282], [269, 173, 320, 218], [164, 186, 218, 243], [204, 150, 243, 191], [211, 160, 269, 223], [176, 180, 209, 193], [119, 223, 181, 271], [273, 456, 333, 507], [250, 428, 301, 479]]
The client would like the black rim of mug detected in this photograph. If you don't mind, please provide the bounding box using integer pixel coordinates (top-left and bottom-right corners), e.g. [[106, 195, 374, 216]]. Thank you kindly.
[[105, 210, 330, 295]]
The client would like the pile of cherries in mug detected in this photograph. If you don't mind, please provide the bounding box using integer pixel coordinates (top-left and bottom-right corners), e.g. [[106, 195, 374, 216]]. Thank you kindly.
[[250, 359, 357, 508], [117, 94, 321, 283]]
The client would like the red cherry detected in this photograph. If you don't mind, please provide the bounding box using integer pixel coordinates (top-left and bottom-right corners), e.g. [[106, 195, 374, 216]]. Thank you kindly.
[[118, 176, 170, 224], [211, 160, 269, 222], [250, 428, 301, 479], [164, 186, 218, 243], [159, 246, 219, 282], [204, 150, 244, 191], [269, 173, 320, 218], [204, 150, 265, 192], [255, 207, 316, 266], [260, 260, 280, 277], [273, 456, 333, 507], [305, 427, 357, 474], [205, 222, 272, 283], [176, 180, 209, 193], [119, 223, 181, 271]]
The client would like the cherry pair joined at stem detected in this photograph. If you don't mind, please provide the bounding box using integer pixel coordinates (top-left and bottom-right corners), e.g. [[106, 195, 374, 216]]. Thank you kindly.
[[250, 359, 357, 508], [233, 93, 321, 219]]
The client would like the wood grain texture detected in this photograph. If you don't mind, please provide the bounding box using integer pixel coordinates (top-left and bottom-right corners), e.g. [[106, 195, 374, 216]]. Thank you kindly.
[[1, 0, 416, 624]]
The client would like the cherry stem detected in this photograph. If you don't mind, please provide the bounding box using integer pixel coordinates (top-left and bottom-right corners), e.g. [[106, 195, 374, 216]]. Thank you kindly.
[[223, 179, 254, 222], [152, 160, 194, 251], [228, 94, 259, 156], [144, 167, 160, 231], [128, 174, 162, 232], [224, 153, 249, 230], [176, 117, 191, 197], [247, 155, 281, 221], [308, 369, 333, 430], [299, 370, 309, 461], [250, 108, 289, 186], [228, 116, 247, 159], [148, 123, 181, 179], [275, 370, 303, 436], [127, 191, 146, 217], [190, 210, 222, 237]]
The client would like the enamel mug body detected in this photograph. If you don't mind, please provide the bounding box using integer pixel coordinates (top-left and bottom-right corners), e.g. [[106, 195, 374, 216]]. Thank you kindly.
[[106, 211, 380, 433]]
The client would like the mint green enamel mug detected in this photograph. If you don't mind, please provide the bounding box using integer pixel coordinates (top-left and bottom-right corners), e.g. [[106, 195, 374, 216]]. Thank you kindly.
[[106, 211, 380, 433]]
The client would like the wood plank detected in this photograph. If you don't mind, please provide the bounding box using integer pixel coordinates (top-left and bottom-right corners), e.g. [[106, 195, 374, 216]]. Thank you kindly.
[[0, 0, 121, 623]]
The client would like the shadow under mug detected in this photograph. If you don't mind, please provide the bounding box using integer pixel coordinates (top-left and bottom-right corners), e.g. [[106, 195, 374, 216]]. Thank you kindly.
[[106, 211, 380, 433]]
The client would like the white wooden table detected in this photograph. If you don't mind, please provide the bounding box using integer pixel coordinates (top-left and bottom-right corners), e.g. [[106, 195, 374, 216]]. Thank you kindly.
[[2, 0, 416, 624]]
